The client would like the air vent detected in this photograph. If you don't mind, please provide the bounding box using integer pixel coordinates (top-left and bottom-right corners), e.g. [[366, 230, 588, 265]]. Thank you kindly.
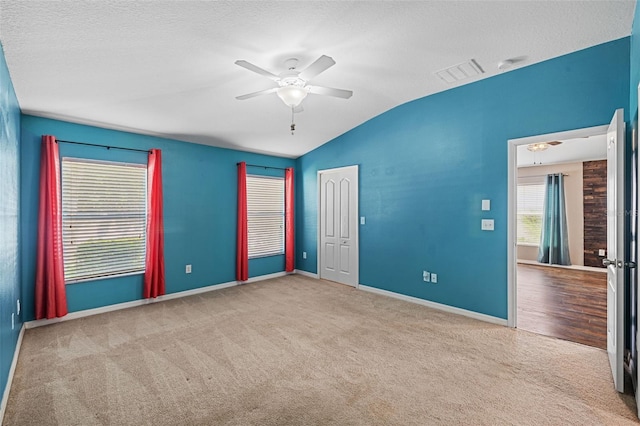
[[434, 59, 484, 84]]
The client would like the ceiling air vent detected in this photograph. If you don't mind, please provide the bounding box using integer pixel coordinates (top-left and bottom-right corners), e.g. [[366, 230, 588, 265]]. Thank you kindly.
[[434, 59, 484, 84]]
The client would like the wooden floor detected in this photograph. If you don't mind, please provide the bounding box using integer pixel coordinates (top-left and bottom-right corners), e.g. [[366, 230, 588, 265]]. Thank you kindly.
[[517, 263, 607, 349]]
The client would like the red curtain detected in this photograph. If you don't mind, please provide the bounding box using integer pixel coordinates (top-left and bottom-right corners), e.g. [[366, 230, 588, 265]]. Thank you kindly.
[[35, 135, 68, 319], [285, 168, 295, 272], [144, 149, 165, 298], [236, 162, 248, 281]]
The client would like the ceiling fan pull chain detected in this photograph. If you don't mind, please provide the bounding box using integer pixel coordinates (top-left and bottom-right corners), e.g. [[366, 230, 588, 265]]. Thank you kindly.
[[290, 106, 295, 135]]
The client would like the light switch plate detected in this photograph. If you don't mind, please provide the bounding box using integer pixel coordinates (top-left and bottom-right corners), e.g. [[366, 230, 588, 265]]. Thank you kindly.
[[598, 249, 606, 256], [481, 219, 494, 231], [482, 199, 490, 211], [360, 217, 365, 225], [303, 252, 307, 259], [185, 264, 192, 274]]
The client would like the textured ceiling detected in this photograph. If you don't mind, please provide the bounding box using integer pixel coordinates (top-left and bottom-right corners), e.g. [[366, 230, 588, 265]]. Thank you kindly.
[[0, 1, 635, 158]]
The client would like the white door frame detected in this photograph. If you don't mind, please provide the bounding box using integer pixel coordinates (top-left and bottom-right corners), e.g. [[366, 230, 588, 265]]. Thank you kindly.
[[507, 124, 609, 327], [317, 165, 359, 287]]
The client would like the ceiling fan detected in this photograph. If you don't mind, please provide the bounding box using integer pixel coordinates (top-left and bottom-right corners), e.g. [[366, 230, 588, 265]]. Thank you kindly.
[[234, 55, 353, 109]]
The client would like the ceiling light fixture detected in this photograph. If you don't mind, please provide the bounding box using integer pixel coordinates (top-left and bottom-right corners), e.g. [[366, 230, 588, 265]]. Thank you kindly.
[[527, 142, 549, 152], [276, 85, 308, 107]]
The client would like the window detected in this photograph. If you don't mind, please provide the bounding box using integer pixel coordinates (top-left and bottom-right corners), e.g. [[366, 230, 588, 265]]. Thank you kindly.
[[246, 175, 284, 258], [61, 158, 147, 283], [517, 178, 545, 245]]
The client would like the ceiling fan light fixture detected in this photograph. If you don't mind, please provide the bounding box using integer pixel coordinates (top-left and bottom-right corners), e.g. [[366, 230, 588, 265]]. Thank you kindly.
[[527, 142, 549, 152], [277, 85, 308, 107]]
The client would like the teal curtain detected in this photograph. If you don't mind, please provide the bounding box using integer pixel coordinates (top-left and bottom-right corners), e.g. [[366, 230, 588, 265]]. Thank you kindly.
[[537, 174, 571, 265]]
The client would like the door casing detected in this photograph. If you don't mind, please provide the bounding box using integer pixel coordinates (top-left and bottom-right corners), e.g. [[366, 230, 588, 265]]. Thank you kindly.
[[506, 124, 609, 327]]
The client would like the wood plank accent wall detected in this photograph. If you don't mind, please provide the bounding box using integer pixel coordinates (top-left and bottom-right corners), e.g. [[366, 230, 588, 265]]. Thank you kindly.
[[583, 160, 607, 268]]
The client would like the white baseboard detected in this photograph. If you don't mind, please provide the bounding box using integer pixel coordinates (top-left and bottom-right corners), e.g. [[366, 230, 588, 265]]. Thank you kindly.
[[294, 269, 319, 279], [244, 271, 290, 283], [1, 324, 25, 424], [25, 272, 290, 329], [358, 285, 508, 326]]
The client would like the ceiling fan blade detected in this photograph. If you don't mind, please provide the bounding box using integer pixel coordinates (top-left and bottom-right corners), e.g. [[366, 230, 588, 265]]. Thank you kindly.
[[235, 87, 278, 100], [299, 55, 336, 81], [547, 141, 563, 146], [235, 60, 280, 82], [308, 85, 353, 99]]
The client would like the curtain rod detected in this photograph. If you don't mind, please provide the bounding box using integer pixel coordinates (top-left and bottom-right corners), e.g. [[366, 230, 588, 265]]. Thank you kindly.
[[240, 163, 289, 171], [519, 173, 569, 178], [56, 139, 150, 153]]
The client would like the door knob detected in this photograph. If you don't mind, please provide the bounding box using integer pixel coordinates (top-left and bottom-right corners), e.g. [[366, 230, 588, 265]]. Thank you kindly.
[[603, 258, 615, 266]]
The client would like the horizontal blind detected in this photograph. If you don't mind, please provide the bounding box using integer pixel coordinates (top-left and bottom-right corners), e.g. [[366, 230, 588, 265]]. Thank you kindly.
[[246, 175, 284, 258], [517, 180, 545, 245], [61, 158, 147, 283]]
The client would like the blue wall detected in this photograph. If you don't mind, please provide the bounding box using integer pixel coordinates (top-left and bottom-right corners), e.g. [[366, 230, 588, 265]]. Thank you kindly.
[[21, 115, 295, 321], [0, 43, 22, 403], [296, 38, 630, 319]]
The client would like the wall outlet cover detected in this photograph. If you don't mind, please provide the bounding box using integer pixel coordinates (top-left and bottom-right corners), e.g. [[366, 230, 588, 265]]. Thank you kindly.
[[186, 264, 192, 274], [431, 273, 438, 283], [481, 219, 495, 231], [303, 252, 307, 259]]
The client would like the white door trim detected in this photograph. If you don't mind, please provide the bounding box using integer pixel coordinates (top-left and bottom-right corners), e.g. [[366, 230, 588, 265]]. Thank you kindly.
[[507, 124, 608, 328], [317, 165, 359, 287]]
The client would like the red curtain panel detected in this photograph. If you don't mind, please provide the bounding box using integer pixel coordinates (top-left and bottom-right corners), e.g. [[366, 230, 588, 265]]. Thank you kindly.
[[35, 135, 68, 319], [236, 162, 248, 281], [144, 149, 166, 298], [285, 168, 295, 272]]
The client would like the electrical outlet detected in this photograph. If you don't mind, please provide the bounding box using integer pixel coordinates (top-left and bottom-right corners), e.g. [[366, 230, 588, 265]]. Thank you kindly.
[[11, 313, 14, 330], [185, 264, 192, 274], [481, 219, 494, 231], [303, 251, 307, 259], [423, 271, 430, 282], [17, 299, 20, 316], [431, 273, 438, 283]]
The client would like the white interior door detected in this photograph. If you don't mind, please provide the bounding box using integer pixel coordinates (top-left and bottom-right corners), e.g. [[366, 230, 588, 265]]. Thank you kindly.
[[319, 166, 359, 286], [605, 108, 625, 393]]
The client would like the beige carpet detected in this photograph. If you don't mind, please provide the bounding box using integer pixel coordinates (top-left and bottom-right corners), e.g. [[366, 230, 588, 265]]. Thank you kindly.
[[3, 275, 638, 425]]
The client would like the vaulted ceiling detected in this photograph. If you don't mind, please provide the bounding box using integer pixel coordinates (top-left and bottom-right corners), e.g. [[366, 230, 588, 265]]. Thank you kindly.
[[0, 1, 635, 158]]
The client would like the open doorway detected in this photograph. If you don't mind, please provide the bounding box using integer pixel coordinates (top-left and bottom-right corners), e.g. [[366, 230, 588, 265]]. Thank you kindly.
[[516, 136, 608, 348], [507, 125, 609, 349]]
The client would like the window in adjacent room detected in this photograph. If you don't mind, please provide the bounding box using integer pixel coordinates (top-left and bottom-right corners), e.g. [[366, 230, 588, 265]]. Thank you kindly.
[[516, 177, 545, 245], [61, 158, 147, 283], [246, 174, 284, 258]]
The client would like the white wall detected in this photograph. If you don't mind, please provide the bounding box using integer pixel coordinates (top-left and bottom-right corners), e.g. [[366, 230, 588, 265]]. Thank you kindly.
[[517, 162, 584, 266]]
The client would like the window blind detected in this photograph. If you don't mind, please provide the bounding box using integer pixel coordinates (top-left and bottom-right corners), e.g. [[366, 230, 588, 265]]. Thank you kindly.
[[61, 158, 147, 283], [246, 175, 284, 258], [517, 179, 545, 245]]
